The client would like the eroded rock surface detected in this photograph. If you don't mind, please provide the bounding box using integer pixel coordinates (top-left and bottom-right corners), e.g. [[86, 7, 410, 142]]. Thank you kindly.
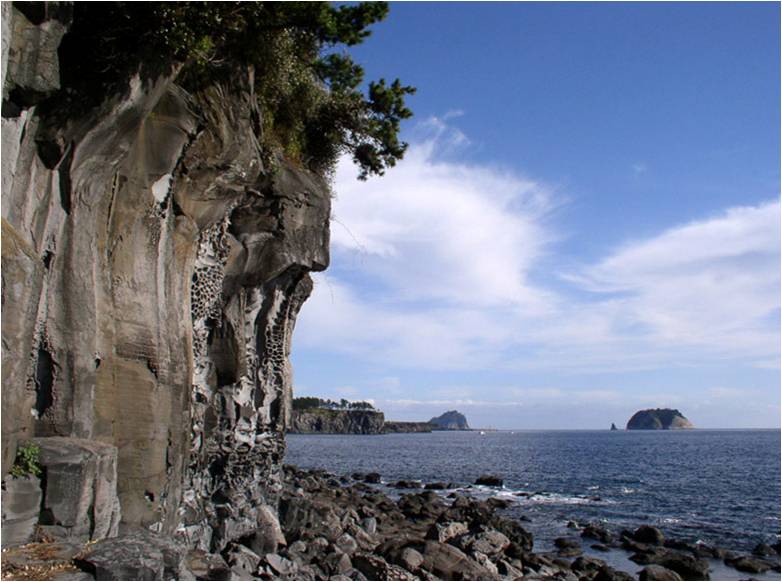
[[2, 2, 329, 554]]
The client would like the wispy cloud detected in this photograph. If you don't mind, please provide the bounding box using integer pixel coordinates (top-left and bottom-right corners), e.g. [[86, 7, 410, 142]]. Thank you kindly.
[[295, 118, 780, 378]]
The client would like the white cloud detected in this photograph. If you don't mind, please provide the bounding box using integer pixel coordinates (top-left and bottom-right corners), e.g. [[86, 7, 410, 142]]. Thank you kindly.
[[295, 119, 780, 375]]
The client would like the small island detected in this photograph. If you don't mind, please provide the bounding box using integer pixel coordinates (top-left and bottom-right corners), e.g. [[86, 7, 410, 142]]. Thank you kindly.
[[428, 410, 470, 430], [626, 408, 694, 430]]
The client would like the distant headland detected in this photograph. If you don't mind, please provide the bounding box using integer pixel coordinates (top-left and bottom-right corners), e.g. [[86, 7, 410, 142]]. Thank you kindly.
[[289, 397, 472, 434], [626, 408, 694, 430]]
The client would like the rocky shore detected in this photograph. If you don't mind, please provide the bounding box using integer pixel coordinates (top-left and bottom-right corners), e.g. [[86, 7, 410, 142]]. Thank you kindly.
[[3, 466, 779, 581]]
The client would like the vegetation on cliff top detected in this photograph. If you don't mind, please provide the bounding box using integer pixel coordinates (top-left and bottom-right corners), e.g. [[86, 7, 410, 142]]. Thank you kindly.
[[292, 396, 375, 411], [58, 1, 414, 178]]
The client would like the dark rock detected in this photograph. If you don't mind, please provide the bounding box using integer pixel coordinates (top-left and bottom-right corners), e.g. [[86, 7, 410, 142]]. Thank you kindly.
[[324, 552, 353, 576], [487, 497, 512, 509], [225, 544, 261, 576], [363, 473, 381, 484], [352, 554, 391, 580], [725, 554, 777, 574], [591, 543, 610, 552], [32, 437, 120, 542], [598, 566, 635, 580], [581, 523, 614, 544], [185, 550, 232, 581], [424, 482, 448, 490], [633, 525, 665, 545], [77, 536, 165, 580], [392, 480, 423, 489], [753, 542, 778, 557], [639, 549, 710, 580], [1, 475, 42, 547], [571, 555, 606, 574], [639, 564, 684, 581], [497, 559, 524, 579], [474, 475, 503, 487]]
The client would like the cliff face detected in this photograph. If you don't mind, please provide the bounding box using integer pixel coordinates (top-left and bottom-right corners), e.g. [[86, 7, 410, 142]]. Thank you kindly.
[[626, 409, 694, 430], [290, 410, 385, 435], [383, 421, 434, 433], [2, 4, 328, 552]]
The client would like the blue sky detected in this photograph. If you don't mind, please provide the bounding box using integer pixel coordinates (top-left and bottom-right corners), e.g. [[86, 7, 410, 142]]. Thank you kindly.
[[291, 2, 780, 429]]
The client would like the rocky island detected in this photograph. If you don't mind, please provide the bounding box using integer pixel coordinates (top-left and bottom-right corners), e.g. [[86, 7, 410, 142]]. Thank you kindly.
[[626, 409, 694, 430], [428, 411, 470, 431]]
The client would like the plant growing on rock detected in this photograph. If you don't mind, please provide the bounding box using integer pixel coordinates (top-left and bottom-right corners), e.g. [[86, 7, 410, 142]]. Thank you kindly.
[[56, 1, 415, 179], [10, 442, 42, 478]]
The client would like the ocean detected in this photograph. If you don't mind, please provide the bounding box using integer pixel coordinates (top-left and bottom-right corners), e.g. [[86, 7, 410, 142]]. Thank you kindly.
[[286, 429, 780, 567]]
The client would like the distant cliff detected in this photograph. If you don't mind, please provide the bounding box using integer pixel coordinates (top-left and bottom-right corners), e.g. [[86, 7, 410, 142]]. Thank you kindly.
[[429, 410, 470, 430], [626, 409, 694, 430], [384, 421, 435, 433], [290, 409, 385, 434]]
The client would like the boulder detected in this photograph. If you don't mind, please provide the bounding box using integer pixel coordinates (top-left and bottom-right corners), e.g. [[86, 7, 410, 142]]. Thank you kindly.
[[397, 547, 424, 572], [426, 521, 468, 543], [581, 523, 613, 544], [1, 475, 42, 547], [421, 541, 495, 580], [571, 555, 607, 575], [554, 536, 582, 557], [458, 529, 511, 556], [335, 532, 359, 555], [77, 536, 165, 580], [725, 554, 777, 574], [424, 482, 448, 490], [639, 565, 684, 581], [32, 437, 120, 542], [633, 525, 665, 545], [753, 542, 778, 557], [392, 480, 423, 489], [325, 552, 353, 575], [184, 550, 232, 581], [363, 473, 381, 484], [265, 553, 298, 576], [352, 553, 391, 580], [226, 544, 261, 576], [474, 475, 503, 487]]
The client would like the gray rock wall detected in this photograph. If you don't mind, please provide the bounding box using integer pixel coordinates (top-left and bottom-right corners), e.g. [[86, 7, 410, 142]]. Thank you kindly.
[[1, 3, 329, 552], [290, 410, 386, 435]]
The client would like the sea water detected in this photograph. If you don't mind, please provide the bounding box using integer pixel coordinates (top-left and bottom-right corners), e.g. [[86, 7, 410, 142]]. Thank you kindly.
[[286, 429, 780, 557]]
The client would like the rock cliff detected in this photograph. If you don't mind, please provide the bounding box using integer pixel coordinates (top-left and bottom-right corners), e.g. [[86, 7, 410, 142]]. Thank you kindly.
[[626, 409, 694, 430], [384, 421, 435, 433], [428, 410, 470, 431], [290, 410, 385, 435], [2, 3, 328, 552]]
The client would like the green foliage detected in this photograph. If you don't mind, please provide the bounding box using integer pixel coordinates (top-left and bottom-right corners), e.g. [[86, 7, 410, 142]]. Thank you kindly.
[[293, 396, 375, 411], [10, 443, 42, 479], [59, 1, 414, 179]]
